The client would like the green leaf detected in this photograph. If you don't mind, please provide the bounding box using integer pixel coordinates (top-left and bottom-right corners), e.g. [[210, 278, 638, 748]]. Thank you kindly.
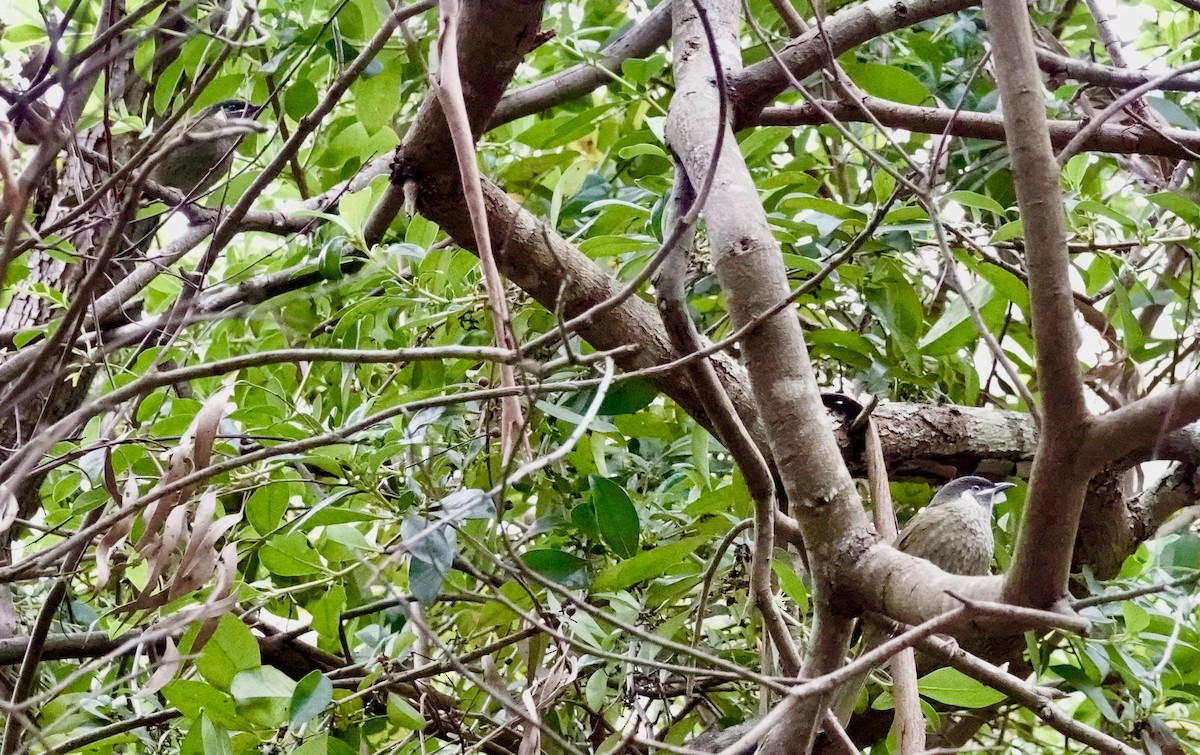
[[162, 680, 243, 730], [440, 489, 496, 521], [917, 668, 1006, 707], [409, 556, 448, 605], [571, 501, 601, 539], [841, 62, 929, 105], [1147, 96, 1197, 129], [537, 399, 618, 432], [577, 234, 655, 259], [738, 127, 790, 161], [772, 558, 810, 611], [585, 668, 609, 711], [1025, 630, 1044, 675], [973, 263, 1030, 315], [683, 477, 751, 518], [200, 714, 234, 755], [402, 513, 456, 570], [943, 190, 1008, 217], [591, 476, 640, 558], [1148, 192, 1200, 227], [807, 329, 878, 369], [195, 615, 261, 689], [246, 481, 296, 535], [285, 80, 319, 120], [1053, 665, 1120, 722], [522, 549, 589, 587], [691, 427, 710, 483], [387, 693, 427, 730], [620, 54, 667, 84], [593, 535, 707, 592], [865, 269, 924, 341], [317, 237, 348, 280], [1159, 533, 1200, 571], [320, 523, 372, 562], [597, 378, 660, 415], [293, 733, 331, 755], [1122, 601, 1150, 633], [339, 186, 377, 240], [260, 532, 325, 576], [403, 513, 457, 605], [990, 219, 1023, 243], [308, 584, 346, 640], [1105, 264, 1144, 353], [1075, 199, 1136, 230], [231, 666, 297, 728], [290, 671, 333, 729], [919, 281, 999, 354], [231, 666, 296, 700], [549, 158, 594, 229], [618, 144, 667, 160]]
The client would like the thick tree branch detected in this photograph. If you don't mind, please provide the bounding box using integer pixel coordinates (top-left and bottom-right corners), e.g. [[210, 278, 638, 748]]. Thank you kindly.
[[668, 1, 868, 749], [730, 0, 978, 127], [656, 163, 799, 675], [983, 0, 1089, 610], [1036, 46, 1200, 94], [1082, 375, 1200, 471], [759, 98, 1200, 160]]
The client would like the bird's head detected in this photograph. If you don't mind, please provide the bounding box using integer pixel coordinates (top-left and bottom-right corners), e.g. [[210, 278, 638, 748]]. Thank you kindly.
[[204, 99, 260, 120], [930, 476, 1015, 510]]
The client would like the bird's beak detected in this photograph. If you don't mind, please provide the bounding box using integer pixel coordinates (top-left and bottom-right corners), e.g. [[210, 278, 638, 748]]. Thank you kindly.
[[990, 482, 1016, 505]]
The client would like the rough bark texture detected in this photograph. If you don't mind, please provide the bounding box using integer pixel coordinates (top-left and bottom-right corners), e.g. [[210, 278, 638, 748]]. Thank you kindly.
[[983, 0, 1089, 610]]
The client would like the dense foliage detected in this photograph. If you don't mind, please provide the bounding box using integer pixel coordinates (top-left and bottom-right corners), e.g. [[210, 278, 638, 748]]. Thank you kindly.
[[3, 0, 1200, 752]]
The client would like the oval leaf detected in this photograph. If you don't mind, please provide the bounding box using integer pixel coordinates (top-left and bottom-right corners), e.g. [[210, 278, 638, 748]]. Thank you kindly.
[[591, 476, 640, 558], [290, 671, 333, 729], [917, 667, 1006, 708]]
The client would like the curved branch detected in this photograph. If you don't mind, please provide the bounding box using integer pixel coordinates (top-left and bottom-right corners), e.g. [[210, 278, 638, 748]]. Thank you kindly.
[[730, 0, 978, 127], [759, 98, 1200, 160], [983, 0, 1088, 609], [1083, 375, 1200, 471], [917, 634, 1138, 755], [1036, 46, 1200, 94], [491, 0, 674, 125]]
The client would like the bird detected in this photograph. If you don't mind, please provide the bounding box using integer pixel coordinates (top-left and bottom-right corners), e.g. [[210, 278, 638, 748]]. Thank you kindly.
[[893, 475, 1015, 575], [148, 99, 261, 197], [688, 477, 1016, 752], [828, 476, 1015, 727]]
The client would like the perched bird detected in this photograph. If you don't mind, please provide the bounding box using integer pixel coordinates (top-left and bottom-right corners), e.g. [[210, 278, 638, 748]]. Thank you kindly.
[[149, 99, 261, 197], [894, 476, 1014, 575], [688, 477, 1016, 752], [828, 476, 1015, 728]]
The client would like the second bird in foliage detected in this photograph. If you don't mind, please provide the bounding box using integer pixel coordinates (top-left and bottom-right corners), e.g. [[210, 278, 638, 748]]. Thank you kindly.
[[149, 99, 262, 198]]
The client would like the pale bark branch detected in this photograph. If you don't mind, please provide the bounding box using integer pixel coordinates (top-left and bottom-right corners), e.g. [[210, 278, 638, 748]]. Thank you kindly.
[[491, 0, 674, 125], [432, 0, 526, 463], [668, 0, 866, 748], [1036, 45, 1200, 93], [759, 98, 1200, 160], [1083, 376, 1200, 472], [864, 420, 924, 753], [983, 0, 1089, 610], [730, 0, 978, 127]]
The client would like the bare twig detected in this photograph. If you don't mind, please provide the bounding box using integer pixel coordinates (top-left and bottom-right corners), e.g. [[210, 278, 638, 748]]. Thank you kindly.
[[432, 0, 526, 463]]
